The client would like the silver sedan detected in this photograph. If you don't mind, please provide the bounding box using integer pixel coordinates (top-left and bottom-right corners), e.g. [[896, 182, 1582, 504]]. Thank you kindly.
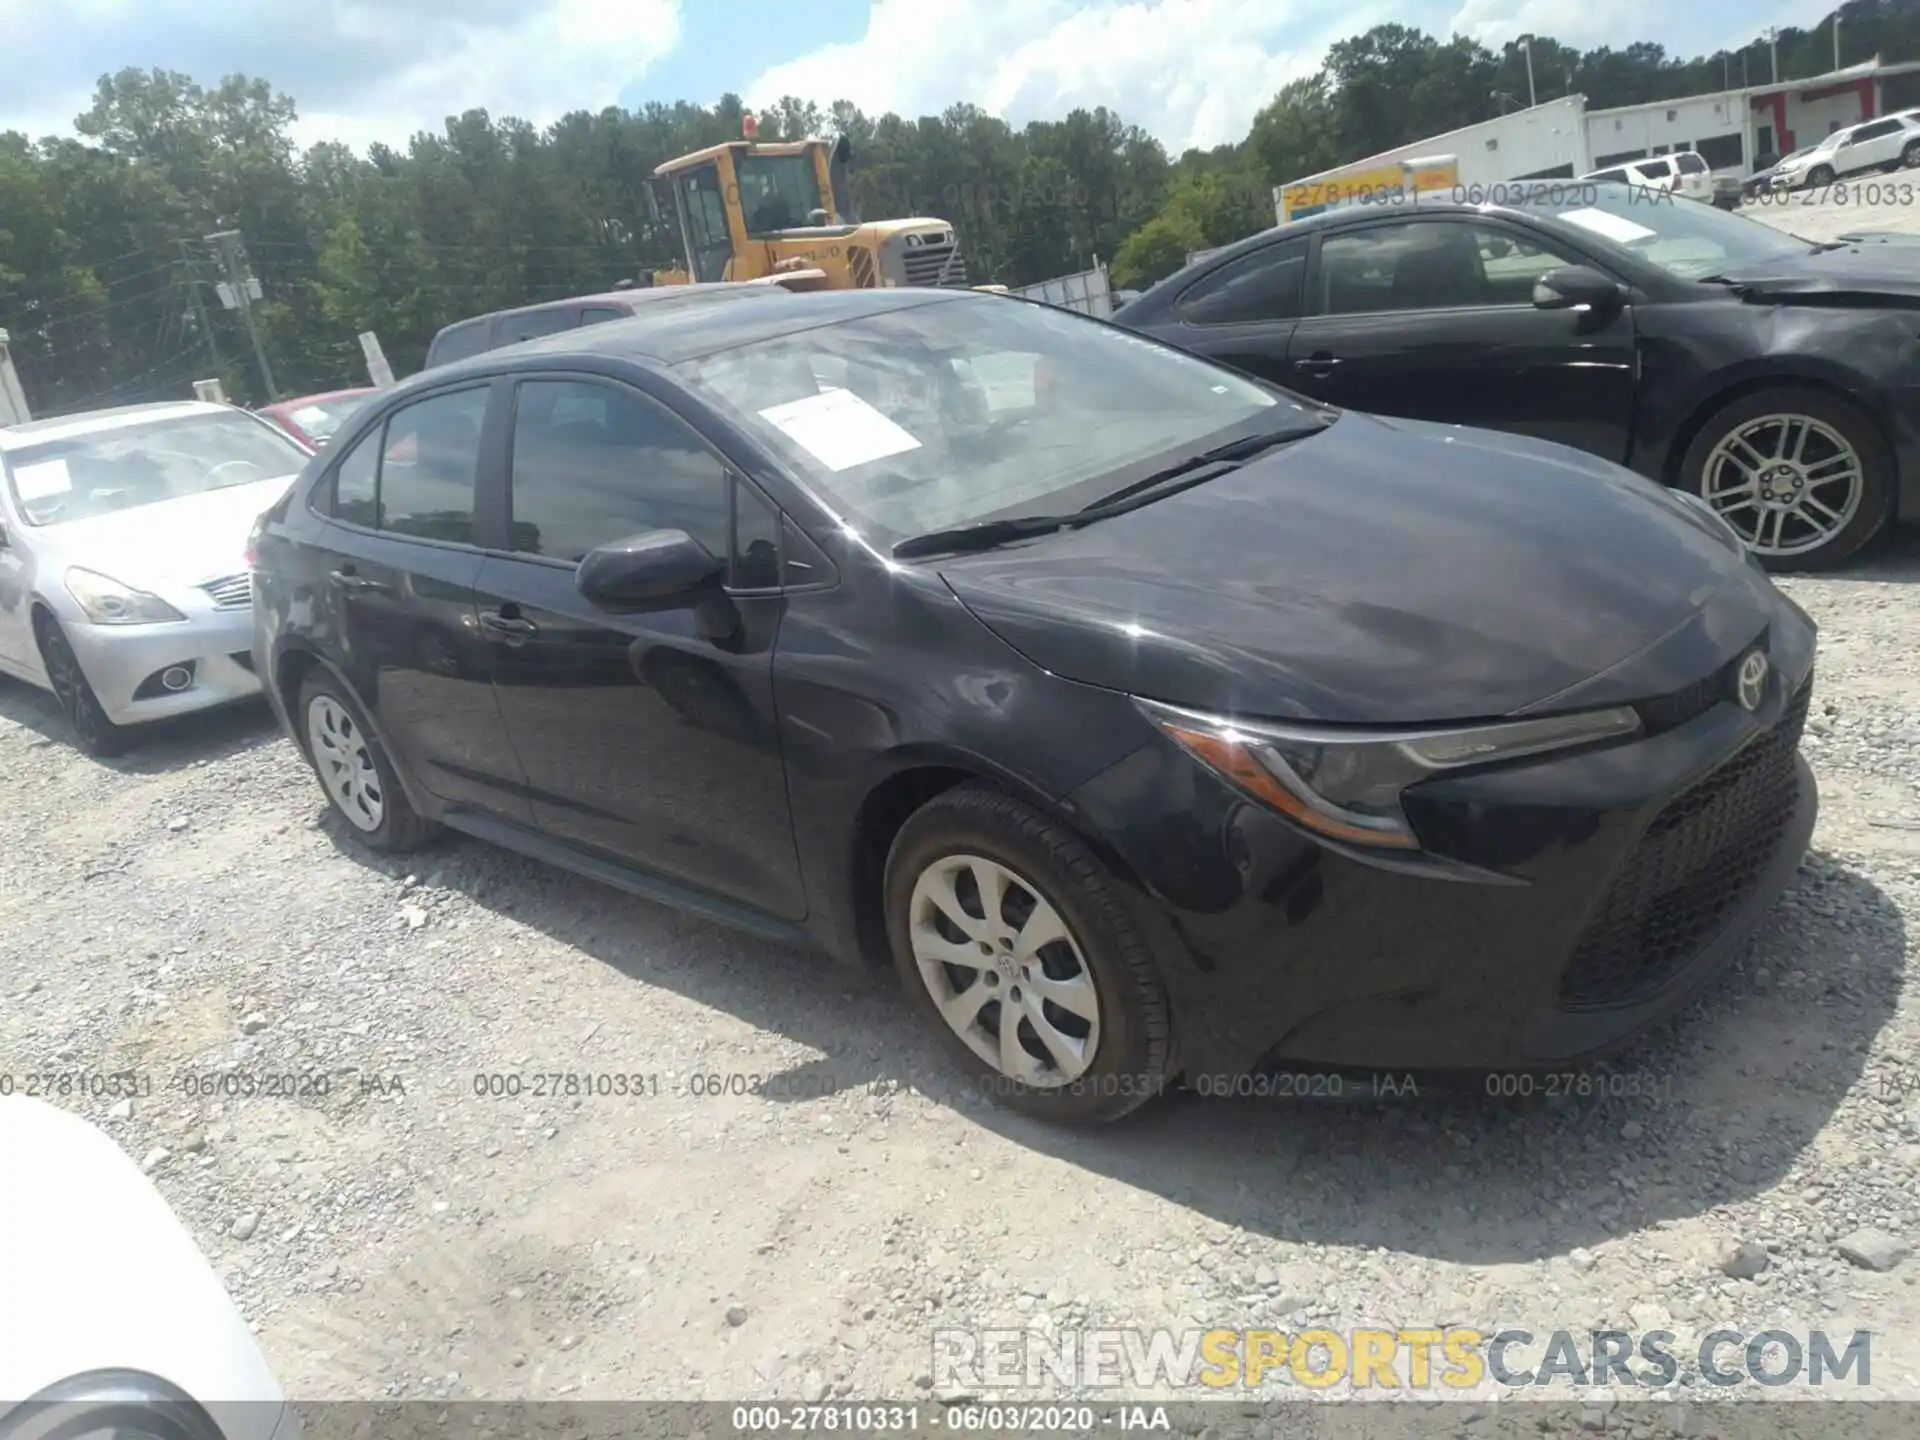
[[0, 400, 312, 755]]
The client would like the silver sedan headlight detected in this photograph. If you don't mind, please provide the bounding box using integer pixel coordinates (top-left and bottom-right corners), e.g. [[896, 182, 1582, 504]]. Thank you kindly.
[[1138, 697, 1643, 849], [64, 568, 187, 625]]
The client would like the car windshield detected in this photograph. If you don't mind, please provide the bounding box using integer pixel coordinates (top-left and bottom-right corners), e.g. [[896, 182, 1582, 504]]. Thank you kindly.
[[2, 410, 308, 526], [283, 395, 368, 443], [674, 297, 1295, 548], [1533, 182, 1812, 280]]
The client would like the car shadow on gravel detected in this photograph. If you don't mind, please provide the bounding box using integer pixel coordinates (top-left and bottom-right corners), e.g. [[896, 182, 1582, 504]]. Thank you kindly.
[[313, 806, 1907, 1264], [1835, 523, 1920, 582], [0, 676, 280, 771]]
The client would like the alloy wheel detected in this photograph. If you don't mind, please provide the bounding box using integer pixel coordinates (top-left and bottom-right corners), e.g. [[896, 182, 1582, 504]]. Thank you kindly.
[[43, 629, 101, 746], [1700, 413, 1864, 559], [307, 694, 385, 831], [907, 853, 1102, 1087]]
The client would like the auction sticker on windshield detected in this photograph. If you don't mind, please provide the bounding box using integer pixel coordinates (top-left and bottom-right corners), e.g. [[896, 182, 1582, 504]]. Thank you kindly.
[[1557, 207, 1656, 245], [10, 459, 72, 502], [760, 387, 922, 472]]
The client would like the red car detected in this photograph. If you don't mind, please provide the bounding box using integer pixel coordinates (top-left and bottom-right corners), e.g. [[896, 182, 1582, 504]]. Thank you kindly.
[[258, 387, 379, 449]]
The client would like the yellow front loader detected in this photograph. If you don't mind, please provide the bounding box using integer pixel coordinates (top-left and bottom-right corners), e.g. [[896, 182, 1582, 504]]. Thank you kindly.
[[640, 117, 980, 293]]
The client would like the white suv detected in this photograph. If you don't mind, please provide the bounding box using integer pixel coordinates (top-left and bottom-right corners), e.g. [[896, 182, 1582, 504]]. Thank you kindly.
[[1773, 113, 1920, 188], [1582, 151, 1715, 204]]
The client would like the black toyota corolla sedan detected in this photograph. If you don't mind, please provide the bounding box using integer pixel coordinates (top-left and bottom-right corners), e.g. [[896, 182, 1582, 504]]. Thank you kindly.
[[1117, 181, 1920, 572], [249, 285, 1818, 1124]]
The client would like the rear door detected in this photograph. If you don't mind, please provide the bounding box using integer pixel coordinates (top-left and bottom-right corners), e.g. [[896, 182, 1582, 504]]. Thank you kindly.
[[1124, 237, 1308, 385], [308, 381, 532, 820], [472, 373, 805, 918], [1285, 215, 1637, 459]]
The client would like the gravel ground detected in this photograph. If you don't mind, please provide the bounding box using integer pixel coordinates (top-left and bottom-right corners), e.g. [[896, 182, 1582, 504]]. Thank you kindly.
[[3, 200, 1918, 1419]]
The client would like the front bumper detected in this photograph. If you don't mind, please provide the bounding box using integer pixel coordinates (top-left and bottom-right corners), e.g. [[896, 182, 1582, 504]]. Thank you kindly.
[[65, 607, 262, 725], [1065, 610, 1819, 1078]]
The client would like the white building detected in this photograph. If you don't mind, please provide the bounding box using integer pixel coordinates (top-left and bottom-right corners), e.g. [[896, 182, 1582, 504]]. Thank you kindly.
[[1270, 56, 1920, 223]]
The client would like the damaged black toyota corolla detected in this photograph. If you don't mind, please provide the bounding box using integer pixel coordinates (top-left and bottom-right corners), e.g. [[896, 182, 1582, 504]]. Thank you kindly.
[[250, 288, 1818, 1124]]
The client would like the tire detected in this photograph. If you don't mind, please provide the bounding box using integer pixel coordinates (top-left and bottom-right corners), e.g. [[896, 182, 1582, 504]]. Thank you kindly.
[[1679, 385, 1894, 572], [1806, 164, 1834, 188], [883, 783, 1174, 1124], [297, 670, 437, 852], [1902, 141, 1920, 170], [35, 617, 130, 758]]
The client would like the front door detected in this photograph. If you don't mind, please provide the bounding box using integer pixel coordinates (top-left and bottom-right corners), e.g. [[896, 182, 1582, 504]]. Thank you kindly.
[[474, 374, 805, 919], [673, 163, 736, 283], [313, 382, 532, 820], [1286, 217, 1638, 461]]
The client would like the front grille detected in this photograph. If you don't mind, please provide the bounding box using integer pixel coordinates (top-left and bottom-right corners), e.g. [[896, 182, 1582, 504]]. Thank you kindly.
[[200, 573, 252, 610], [902, 241, 969, 288], [1556, 679, 1810, 1011], [848, 247, 878, 288]]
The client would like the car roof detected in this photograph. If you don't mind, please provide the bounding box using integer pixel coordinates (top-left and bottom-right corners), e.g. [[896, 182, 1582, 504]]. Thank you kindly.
[[434, 282, 765, 336], [0, 400, 229, 450], [266, 388, 378, 411], [427, 286, 963, 375]]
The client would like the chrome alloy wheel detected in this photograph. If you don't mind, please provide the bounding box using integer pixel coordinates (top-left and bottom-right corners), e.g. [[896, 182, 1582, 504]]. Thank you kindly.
[[306, 694, 385, 831], [907, 853, 1101, 1087], [1700, 412, 1864, 558]]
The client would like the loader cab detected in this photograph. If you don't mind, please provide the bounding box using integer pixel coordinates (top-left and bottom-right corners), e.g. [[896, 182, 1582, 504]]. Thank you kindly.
[[650, 132, 861, 283]]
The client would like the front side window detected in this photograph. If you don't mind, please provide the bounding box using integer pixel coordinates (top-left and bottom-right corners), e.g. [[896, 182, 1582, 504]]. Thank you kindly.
[[1536, 182, 1813, 280], [507, 379, 729, 563], [675, 295, 1291, 549], [1319, 221, 1574, 315], [1178, 238, 1308, 325], [737, 154, 825, 236], [3, 411, 310, 526], [678, 164, 733, 283], [375, 387, 488, 544]]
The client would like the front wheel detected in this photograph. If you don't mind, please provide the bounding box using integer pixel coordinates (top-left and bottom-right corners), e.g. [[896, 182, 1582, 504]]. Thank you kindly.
[[1902, 140, 1920, 169], [298, 671, 437, 852], [883, 784, 1174, 1124], [36, 618, 129, 757], [1805, 164, 1835, 188], [1681, 386, 1893, 571]]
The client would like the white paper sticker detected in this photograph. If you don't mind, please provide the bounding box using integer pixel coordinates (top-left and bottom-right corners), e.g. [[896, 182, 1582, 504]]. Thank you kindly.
[[758, 387, 922, 472], [1557, 207, 1656, 245], [291, 405, 328, 427], [11, 459, 72, 502]]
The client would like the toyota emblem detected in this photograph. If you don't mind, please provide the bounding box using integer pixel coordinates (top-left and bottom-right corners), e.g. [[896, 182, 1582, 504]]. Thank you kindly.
[[1735, 649, 1769, 712]]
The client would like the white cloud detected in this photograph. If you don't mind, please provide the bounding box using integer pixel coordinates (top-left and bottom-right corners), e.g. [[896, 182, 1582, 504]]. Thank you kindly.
[[1447, 0, 1665, 51], [746, 0, 1387, 154], [0, 0, 682, 155]]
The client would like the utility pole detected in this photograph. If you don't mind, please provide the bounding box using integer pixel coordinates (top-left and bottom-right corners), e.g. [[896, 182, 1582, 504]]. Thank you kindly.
[[1833, 14, 1842, 72], [178, 240, 227, 384], [204, 229, 277, 401], [1521, 38, 1537, 109], [1768, 27, 1780, 84], [0, 328, 32, 425]]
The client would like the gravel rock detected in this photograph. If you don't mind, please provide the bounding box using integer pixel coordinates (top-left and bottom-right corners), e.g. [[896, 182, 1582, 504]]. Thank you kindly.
[[1712, 1240, 1770, 1280], [1835, 1228, 1910, 1272], [230, 1212, 260, 1241]]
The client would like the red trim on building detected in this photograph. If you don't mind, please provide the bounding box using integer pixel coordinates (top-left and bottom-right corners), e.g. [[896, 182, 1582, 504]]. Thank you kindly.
[[1859, 77, 1876, 119]]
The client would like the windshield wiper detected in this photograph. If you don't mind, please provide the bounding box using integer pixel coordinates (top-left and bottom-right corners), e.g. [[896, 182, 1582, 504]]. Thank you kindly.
[[890, 420, 1331, 560]]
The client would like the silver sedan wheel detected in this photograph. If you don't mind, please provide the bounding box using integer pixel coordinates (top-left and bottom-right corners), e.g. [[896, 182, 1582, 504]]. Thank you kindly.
[[306, 694, 384, 832], [1700, 413, 1863, 558], [907, 853, 1101, 1087]]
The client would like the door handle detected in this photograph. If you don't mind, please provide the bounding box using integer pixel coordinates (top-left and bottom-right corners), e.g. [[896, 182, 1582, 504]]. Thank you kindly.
[[1293, 353, 1342, 374], [479, 611, 539, 639], [329, 568, 391, 594]]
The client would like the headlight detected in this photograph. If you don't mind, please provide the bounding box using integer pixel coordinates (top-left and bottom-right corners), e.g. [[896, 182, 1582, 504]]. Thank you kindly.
[[1138, 698, 1642, 850], [64, 567, 187, 625]]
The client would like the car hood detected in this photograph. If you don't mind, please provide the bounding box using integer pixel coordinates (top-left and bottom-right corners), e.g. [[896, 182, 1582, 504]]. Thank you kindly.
[[30, 475, 295, 588], [938, 412, 1777, 724], [1720, 241, 1920, 303]]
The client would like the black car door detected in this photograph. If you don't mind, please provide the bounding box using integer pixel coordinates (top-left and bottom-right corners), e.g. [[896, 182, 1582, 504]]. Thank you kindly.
[[309, 381, 533, 821], [1285, 216, 1638, 460], [473, 373, 806, 919], [1126, 236, 1308, 385]]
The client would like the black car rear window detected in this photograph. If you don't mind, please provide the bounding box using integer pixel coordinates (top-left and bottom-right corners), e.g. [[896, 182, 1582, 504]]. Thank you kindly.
[[427, 318, 491, 368]]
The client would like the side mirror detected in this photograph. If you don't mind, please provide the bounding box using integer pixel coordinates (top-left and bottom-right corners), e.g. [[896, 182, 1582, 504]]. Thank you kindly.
[[1532, 265, 1627, 313], [576, 528, 723, 612]]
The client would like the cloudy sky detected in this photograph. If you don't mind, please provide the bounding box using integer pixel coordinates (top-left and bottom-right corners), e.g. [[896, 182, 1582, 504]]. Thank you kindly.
[[0, 0, 1853, 158]]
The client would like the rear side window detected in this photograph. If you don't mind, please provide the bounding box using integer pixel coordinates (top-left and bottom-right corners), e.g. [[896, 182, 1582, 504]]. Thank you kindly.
[[329, 430, 380, 527], [427, 319, 490, 368], [580, 306, 630, 324], [375, 387, 489, 544], [1674, 152, 1708, 174], [1177, 239, 1309, 325], [1641, 158, 1676, 178]]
